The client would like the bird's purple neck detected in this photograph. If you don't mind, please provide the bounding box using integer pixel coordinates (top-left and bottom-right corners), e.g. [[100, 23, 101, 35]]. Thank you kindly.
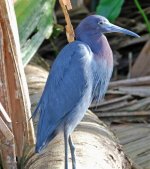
[[75, 30, 112, 59]]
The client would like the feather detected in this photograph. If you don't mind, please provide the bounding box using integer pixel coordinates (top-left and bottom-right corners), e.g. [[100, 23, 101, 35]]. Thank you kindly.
[[34, 41, 93, 152]]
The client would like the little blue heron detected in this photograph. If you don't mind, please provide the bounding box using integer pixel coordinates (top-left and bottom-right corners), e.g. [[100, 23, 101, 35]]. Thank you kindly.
[[33, 15, 139, 169]]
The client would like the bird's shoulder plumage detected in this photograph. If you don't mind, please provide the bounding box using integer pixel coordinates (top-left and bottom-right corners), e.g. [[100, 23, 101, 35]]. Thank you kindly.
[[35, 41, 93, 152]]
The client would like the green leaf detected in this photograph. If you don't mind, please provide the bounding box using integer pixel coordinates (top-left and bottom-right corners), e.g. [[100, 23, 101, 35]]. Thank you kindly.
[[134, 0, 150, 33], [15, 0, 56, 66], [96, 0, 124, 22]]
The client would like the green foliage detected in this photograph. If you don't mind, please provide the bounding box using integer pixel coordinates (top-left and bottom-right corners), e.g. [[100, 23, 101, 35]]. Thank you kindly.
[[0, 156, 3, 169], [96, 0, 124, 22], [15, 0, 56, 66], [52, 24, 64, 38], [17, 144, 35, 169], [134, 0, 150, 33]]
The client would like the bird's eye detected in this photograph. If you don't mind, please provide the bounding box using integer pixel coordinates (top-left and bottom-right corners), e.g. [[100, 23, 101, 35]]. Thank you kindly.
[[98, 21, 103, 25]]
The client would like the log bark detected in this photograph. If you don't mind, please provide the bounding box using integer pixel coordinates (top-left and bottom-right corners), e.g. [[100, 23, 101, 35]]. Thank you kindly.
[[24, 63, 140, 169], [25, 111, 136, 169]]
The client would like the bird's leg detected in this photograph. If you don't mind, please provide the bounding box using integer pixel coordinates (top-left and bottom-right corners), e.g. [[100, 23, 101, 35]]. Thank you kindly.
[[64, 131, 69, 169], [69, 135, 76, 169]]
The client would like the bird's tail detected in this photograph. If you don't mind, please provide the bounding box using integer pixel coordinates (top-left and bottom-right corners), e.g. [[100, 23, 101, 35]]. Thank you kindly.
[[29, 97, 42, 120], [35, 129, 57, 153]]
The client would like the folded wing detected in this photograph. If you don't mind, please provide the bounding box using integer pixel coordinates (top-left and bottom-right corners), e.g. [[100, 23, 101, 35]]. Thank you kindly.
[[35, 41, 92, 152]]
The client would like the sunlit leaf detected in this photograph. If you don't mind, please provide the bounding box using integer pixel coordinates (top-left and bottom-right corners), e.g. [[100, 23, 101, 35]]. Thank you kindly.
[[15, 0, 56, 66], [96, 0, 124, 22]]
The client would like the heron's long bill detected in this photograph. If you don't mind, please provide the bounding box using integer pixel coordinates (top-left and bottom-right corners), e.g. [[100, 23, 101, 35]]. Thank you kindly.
[[108, 23, 140, 38]]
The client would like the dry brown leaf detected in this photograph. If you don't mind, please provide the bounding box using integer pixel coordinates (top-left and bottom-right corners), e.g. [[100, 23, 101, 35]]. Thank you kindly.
[[59, 0, 75, 42], [0, 0, 35, 167], [131, 40, 150, 78], [61, 0, 72, 10]]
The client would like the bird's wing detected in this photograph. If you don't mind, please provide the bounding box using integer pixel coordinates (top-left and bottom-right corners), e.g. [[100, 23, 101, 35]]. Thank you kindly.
[[35, 41, 92, 152]]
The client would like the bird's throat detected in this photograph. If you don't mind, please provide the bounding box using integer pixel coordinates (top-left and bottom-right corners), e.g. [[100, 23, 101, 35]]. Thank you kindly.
[[86, 34, 112, 59], [91, 35, 108, 52], [76, 32, 113, 65]]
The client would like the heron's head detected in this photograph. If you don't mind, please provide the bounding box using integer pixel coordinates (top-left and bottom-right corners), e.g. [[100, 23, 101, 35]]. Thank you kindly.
[[75, 15, 139, 39]]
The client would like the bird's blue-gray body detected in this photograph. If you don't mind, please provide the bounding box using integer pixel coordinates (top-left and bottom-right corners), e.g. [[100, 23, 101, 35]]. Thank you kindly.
[[35, 38, 113, 152], [34, 15, 139, 169]]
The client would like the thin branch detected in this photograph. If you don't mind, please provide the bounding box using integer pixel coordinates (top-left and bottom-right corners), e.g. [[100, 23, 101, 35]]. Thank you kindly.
[[0, 116, 14, 140], [61, 0, 72, 10], [0, 102, 11, 123], [59, 0, 75, 42]]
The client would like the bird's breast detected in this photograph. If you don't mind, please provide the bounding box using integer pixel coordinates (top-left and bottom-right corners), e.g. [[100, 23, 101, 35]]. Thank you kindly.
[[91, 54, 113, 103]]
